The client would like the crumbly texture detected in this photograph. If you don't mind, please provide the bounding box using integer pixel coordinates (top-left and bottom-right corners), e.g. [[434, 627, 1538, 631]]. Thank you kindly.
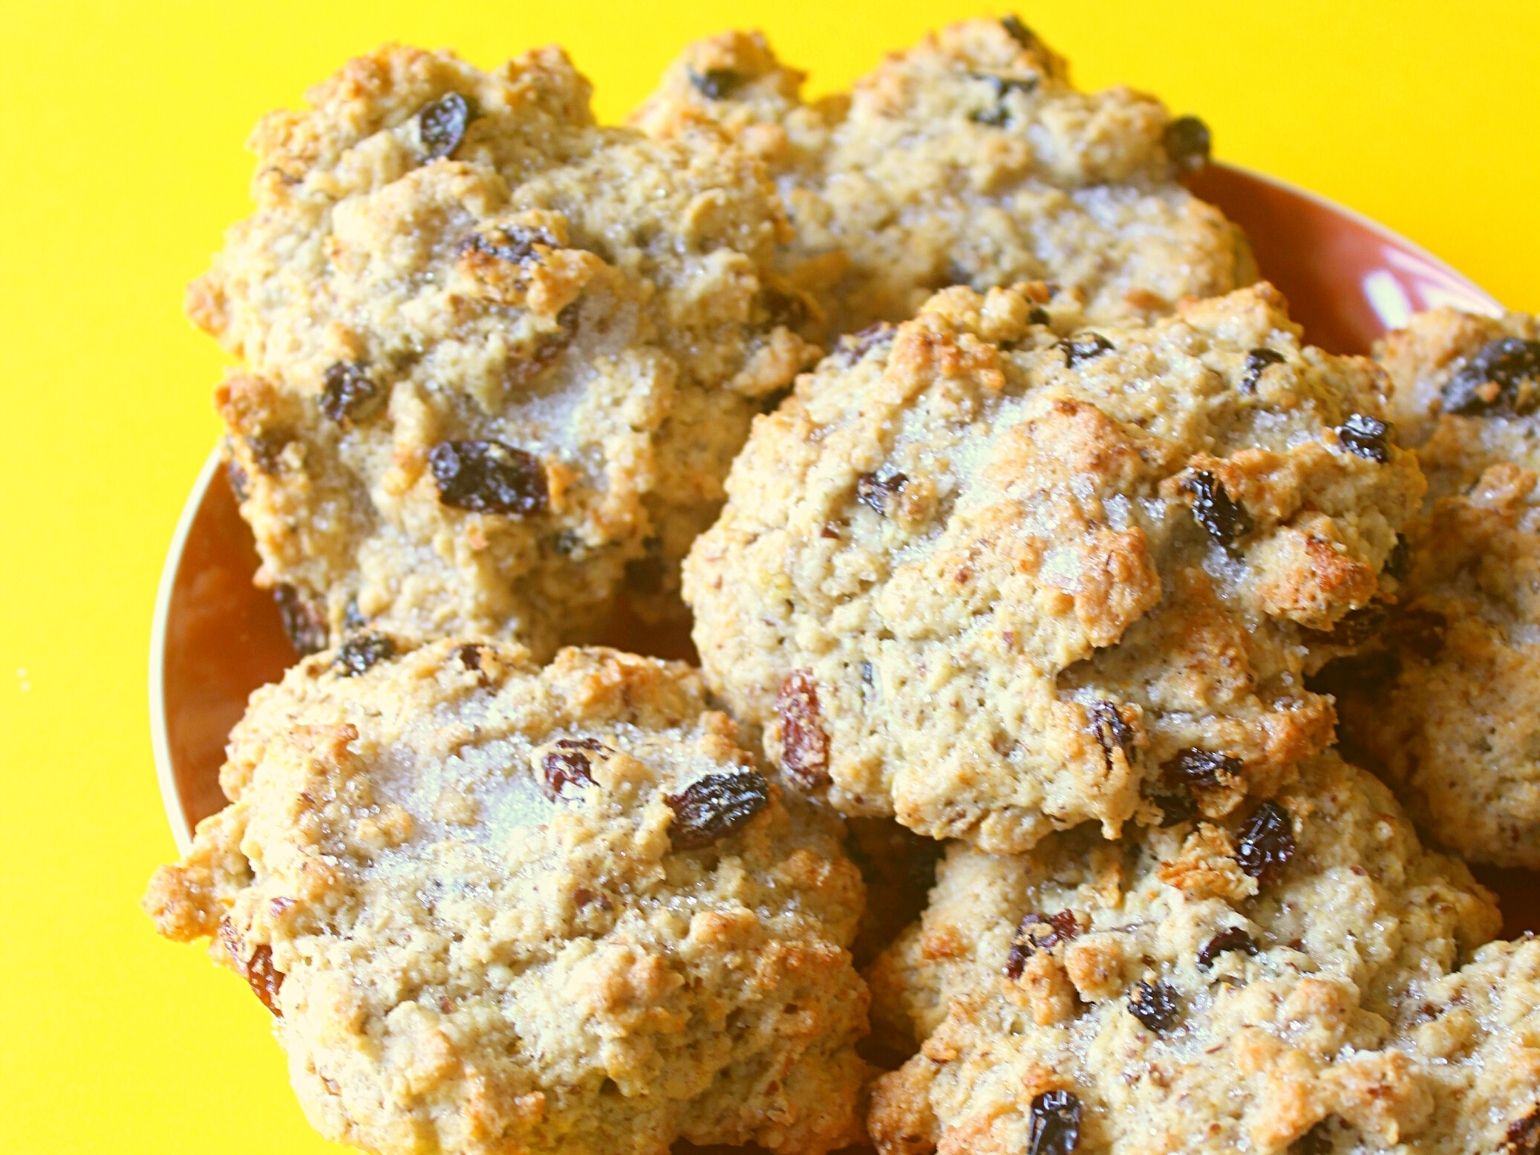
[[632, 19, 1255, 340], [865, 753, 1540, 1154], [1324, 309, 1540, 867], [143, 642, 867, 1155], [193, 44, 818, 658], [685, 282, 1422, 853]]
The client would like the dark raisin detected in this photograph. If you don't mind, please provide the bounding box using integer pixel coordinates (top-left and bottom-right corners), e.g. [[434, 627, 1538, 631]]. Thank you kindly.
[[1504, 1106, 1540, 1153], [319, 361, 381, 426], [1198, 926, 1259, 969], [220, 920, 283, 1017], [688, 67, 744, 100], [666, 771, 771, 849], [246, 431, 287, 473], [429, 439, 547, 515], [1005, 911, 1079, 979], [461, 225, 558, 266], [225, 454, 250, 503], [1088, 700, 1134, 774], [1060, 333, 1114, 368], [1028, 306, 1051, 326], [1127, 979, 1180, 1032], [1028, 1088, 1081, 1155], [416, 92, 472, 160], [1153, 790, 1198, 827], [1397, 607, 1448, 660], [1239, 347, 1285, 392], [856, 472, 908, 515], [1335, 413, 1392, 463], [273, 584, 327, 656], [1443, 336, 1540, 416], [1163, 115, 1212, 173], [542, 738, 609, 799], [1385, 534, 1411, 581], [970, 73, 1039, 126], [778, 670, 830, 789], [1235, 800, 1296, 885], [1165, 748, 1241, 788], [1184, 470, 1253, 554], [835, 322, 895, 365], [1001, 14, 1036, 48], [333, 632, 396, 677]]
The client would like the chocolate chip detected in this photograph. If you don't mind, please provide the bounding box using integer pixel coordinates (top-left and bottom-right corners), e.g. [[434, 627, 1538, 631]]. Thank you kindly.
[[1183, 470, 1253, 554], [856, 472, 908, 515], [1503, 1106, 1540, 1153], [319, 361, 382, 426], [1198, 927, 1259, 968], [1001, 14, 1036, 48], [1163, 115, 1212, 173], [1235, 800, 1296, 885], [1127, 979, 1180, 1032], [460, 225, 559, 266], [778, 670, 830, 789], [1165, 748, 1241, 788], [273, 584, 327, 656], [1239, 347, 1285, 392], [416, 92, 472, 161], [542, 738, 610, 800], [1088, 700, 1135, 774], [333, 632, 396, 677], [666, 771, 771, 849], [1335, 413, 1392, 463], [1005, 911, 1079, 979], [1060, 333, 1114, 368], [429, 439, 547, 515], [688, 67, 744, 100], [1443, 336, 1540, 416], [1028, 1089, 1081, 1155], [219, 920, 283, 1017]]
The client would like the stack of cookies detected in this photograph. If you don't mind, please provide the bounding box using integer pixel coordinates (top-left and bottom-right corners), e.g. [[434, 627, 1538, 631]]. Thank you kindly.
[[144, 18, 1540, 1155]]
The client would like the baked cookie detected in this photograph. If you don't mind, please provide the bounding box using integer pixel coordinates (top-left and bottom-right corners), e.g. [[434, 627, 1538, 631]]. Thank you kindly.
[[192, 45, 818, 658], [1322, 309, 1540, 867], [632, 18, 1254, 339], [866, 753, 1540, 1154], [143, 641, 867, 1155], [684, 282, 1422, 853]]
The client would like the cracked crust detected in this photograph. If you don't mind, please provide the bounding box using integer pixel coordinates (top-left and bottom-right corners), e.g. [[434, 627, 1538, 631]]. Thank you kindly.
[[194, 44, 819, 658], [632, 18, 1255, 340], [685, 282, 1422, 853], [865, 753, 1538, 1154], [143, 641, 867, 1155], [1324, 309, 1540, 866]]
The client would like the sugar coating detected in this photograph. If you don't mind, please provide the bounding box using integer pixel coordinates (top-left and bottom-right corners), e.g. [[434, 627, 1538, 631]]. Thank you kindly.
[[144, 642, 867, 1155], [685, 282, 1422, 852]]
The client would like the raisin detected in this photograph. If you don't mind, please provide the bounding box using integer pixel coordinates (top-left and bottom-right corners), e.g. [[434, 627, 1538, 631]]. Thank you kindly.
[[1165, 748, 1241, 788], [1504, 1107, 1540, 1153], [1443, 336, 1540, 416], [417, 92, 471, 160], [1001, 14, 1036, 48], [860, 660, 874, 686], [1153, 790, 1198, 827], [1163, 115, 1212, 173], [1311, 603, 1389, 648], [319, 361, 381, 426], [542, 738, 609, 800], [1397, 607, 1447, 660], [219, 920, 283, 1017], [666, 771, 770, 849], [1127, 979, 1180, 1032], [246, 431, 287, 473], [1028, 1089, 1082, 1155], [225, 454, 250, 503], [1198, 926, 1259, 968], [333, 632, 396, 677], [1239, 347, 1285, 392], [1060, 333, 1114, 368], [778, 670, 830, 789], [1184, 470, 1253, 554], [835, 321, 895, 365], [688, 67, 744, 100], [1028, 306, 1051, 326], [1385, 534, 1411, 581], [1235, 800, 1296, 885], [1335, 413, 1392, 463], [461, 225, 558, 266], [970, 74, 1039, 126], [1088, 700, 1134, 774], [1005, 911, 1079, 979], [429, 439, 547, 515], [857, 472, 908, 515], [273, 584, 327, 656]]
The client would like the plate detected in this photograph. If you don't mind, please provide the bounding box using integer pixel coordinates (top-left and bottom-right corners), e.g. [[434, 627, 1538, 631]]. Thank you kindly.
[[150, 162, 1535, 946]]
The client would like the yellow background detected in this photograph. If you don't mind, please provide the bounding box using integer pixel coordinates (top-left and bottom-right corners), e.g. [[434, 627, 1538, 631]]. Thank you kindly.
[[1, 1, 1536, 1150]]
